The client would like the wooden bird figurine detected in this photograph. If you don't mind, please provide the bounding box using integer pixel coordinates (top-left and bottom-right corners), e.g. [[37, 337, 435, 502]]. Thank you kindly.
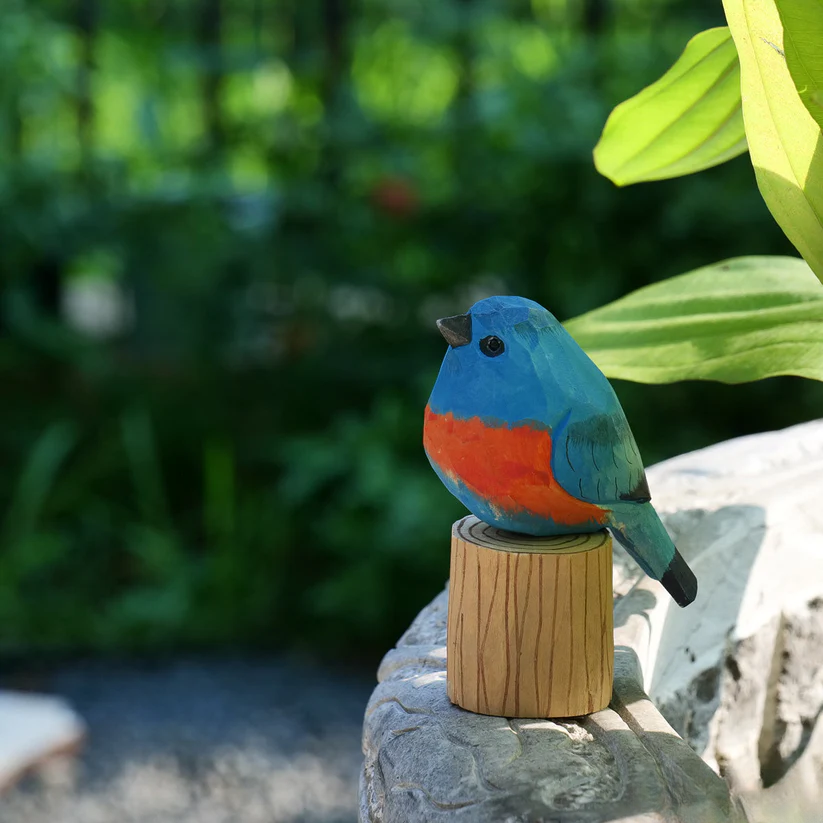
[[423, 295, 697, 607]]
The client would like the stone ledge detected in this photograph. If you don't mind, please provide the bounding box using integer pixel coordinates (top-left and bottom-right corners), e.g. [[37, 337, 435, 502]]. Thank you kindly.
[[361, 420, 823, 823]]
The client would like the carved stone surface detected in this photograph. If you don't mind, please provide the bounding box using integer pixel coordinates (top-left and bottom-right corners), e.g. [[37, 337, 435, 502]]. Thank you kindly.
[[640, 420, 823, 800], [360, 420, 823, 823]]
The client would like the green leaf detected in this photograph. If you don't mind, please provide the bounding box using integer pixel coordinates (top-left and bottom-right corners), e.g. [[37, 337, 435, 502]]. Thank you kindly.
[[2, 422, 77, 544], [121, 409, 170, 528], [564, 256, 823, 384], [723, 0, 823, 282], [594, 27, 747, 186], [776, 0, 823, 130]]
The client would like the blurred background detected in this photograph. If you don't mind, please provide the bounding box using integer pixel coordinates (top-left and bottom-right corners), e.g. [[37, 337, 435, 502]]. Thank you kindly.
[[0, 0, 821, 820]]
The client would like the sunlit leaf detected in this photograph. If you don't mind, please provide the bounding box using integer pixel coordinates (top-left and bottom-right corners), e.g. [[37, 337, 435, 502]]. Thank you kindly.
[[723, 0, 823, 282], [594, 27, 747, 186], [564, 256, 823, 384], [352, 20, 458, 125], [776, 0, 823, 130]]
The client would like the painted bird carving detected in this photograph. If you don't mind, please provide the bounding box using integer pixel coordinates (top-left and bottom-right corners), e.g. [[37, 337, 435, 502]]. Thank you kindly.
[[423, 295, 697, 607]]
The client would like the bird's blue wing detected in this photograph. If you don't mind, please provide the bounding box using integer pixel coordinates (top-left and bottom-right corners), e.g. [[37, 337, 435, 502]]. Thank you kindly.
[[552, 407, 650, 505]]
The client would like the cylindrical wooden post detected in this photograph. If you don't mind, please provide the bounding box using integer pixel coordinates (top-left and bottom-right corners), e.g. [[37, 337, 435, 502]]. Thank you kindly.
[[447, 515, 613, 718]]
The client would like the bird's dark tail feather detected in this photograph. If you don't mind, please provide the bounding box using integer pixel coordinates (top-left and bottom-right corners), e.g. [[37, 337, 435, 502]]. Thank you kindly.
[[609, 501, 698, 608], [661, 548, 698, 608]]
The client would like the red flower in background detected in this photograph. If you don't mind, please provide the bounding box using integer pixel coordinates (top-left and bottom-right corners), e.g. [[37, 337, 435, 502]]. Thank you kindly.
[[370, 176, 419, 218]]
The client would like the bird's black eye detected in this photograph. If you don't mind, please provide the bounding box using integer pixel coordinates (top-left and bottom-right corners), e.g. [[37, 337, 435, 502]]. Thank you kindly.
[[480, 335, 505, 357]]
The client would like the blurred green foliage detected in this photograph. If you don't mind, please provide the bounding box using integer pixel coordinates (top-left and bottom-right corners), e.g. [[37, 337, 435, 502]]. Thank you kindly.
[[1, 0, 821, 657]]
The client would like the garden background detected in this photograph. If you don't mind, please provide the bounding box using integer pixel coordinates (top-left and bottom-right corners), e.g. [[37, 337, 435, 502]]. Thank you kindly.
[[2, 0, 820, 661]]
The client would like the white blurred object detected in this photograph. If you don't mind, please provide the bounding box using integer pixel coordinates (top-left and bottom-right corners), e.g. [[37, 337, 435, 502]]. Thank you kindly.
[[0, 691, 85, 791], [62, 276, 134, 339]]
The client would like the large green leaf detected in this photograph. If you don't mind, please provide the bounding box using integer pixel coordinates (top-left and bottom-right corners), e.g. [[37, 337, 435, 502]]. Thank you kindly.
[[776, 0, 823, 130], [723, 0, 823, 283], [564, 257, 823, 384], [594, 27, 747, 186]]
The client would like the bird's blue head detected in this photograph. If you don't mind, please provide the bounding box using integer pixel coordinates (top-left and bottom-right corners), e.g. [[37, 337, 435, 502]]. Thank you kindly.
[[427, 295, 574, 425]]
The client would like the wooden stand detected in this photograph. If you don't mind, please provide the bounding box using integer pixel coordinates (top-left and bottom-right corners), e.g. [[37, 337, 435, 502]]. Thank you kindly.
[[447, 515, 613, 718]]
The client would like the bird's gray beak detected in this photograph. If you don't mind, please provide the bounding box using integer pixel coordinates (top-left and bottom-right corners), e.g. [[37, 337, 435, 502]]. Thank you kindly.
[[436, 314, 472, 348]]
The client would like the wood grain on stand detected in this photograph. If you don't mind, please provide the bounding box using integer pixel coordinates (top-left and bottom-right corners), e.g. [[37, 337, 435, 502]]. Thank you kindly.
[[447, 516, 613, 718]]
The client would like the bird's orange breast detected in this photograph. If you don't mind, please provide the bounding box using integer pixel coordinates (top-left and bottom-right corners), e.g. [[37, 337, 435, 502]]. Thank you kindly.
[[423, 405, 606, 526]]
